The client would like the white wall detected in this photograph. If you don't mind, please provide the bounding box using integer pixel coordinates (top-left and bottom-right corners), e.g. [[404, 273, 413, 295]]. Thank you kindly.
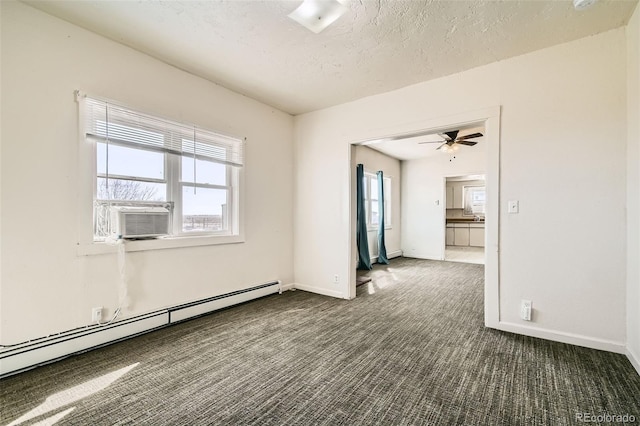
[[354, 146, 401, 261], [402, 148, 485, 259], [497, 29, 626, 349], [0, 1, 4, 346], [627, 3, 640, 372], [294, 28, 627, 351], [0, 2, 294, 344]]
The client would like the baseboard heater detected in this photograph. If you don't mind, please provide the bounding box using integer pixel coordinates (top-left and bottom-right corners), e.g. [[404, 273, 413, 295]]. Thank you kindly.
[[0, 281, 282, 379]]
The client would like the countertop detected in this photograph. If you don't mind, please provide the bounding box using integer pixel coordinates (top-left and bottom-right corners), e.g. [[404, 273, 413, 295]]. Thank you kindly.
[[446, 219, 485, 224]]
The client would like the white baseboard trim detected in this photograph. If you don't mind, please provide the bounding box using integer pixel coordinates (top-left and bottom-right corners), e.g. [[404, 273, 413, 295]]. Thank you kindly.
[[401, 253, 443, 261], [627, 347, 640, 376], [495, 321, 626, 354], [292, 283, 345, 299], [388, 250, 403, 259], [278, 282, 295, 292], [370, 250, 403, 264], [0, 281, 283, 378]]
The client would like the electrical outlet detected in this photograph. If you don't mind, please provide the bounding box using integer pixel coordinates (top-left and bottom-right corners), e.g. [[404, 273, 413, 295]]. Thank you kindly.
[[521, 300, 532, 321], [92, 307, 103, 323], [333, 274, 339, 284]]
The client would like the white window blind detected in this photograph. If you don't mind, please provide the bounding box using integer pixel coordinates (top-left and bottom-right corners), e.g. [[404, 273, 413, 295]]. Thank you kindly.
[[81, 95, 244, 167]]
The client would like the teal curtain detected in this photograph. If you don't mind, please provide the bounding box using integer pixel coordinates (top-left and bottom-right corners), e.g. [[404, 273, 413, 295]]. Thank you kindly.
[[356, 164, 372, 270], [376, 171, 389, 264]]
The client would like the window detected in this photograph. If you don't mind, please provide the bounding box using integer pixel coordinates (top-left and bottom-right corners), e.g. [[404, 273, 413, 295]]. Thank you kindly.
[[363, 172, 391, 229], [383, 177, 391, 226], [81, 95, 244, 241], [463, 186, 486, 216]]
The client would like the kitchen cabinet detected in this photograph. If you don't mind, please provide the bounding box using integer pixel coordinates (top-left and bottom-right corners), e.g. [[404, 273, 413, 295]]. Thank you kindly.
[[453, 223, 470, 246], [446, 226, 454, 245], [446, 186, 454, 209], [453, 186, 464, 209], [469, 224, 485, 247], [447, 222, 485, 247]]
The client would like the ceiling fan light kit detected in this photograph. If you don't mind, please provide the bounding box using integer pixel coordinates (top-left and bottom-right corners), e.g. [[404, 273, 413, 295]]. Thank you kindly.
[[418, 130, 483, 155], [440, 144, 460, 154], [288, 0, 349, 34]]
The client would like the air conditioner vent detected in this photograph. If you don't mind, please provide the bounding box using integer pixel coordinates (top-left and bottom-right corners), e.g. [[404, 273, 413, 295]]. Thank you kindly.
[[110, 206, 170, 239]]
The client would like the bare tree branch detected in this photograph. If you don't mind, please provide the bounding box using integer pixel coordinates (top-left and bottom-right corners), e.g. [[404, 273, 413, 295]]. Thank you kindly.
[[98, 179, 161, 201]]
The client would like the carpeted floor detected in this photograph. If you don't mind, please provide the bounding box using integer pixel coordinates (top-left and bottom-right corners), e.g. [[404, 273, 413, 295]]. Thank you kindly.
[[2, 258, 639, 425]]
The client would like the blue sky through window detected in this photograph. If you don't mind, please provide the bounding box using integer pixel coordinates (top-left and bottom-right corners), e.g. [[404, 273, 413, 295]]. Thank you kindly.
[[97, 142, 228, 216]]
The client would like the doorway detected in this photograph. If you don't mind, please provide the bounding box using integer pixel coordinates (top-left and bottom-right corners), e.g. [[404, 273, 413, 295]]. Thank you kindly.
[[444, 174, 486, 265], [347, 106, 501, 328]]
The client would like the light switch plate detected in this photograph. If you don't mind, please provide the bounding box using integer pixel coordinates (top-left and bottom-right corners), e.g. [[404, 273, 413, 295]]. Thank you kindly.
[[508, 200, 519, 214]]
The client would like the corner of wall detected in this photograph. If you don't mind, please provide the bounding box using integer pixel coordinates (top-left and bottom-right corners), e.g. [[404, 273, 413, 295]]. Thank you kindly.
[[292, 283, 345, 299], [628, 347, 640, 376], [627, 2, 640, 373]]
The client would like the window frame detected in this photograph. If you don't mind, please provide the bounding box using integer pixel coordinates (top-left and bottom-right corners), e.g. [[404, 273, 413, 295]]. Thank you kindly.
[[171, 151, 237, 236], [76, 92, 245, 255], [95, 142, 169, 206], [363, 172, 392, 231], [383, 176, 391, 228], [463, 185, 486, 216]]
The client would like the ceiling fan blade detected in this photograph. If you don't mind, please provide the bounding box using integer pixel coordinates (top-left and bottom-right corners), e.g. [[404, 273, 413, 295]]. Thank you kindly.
[[456, 140, 478, 146], [457, 132, 483, 140], [417, 141, 443, 144], [436, 143, 447, 151]]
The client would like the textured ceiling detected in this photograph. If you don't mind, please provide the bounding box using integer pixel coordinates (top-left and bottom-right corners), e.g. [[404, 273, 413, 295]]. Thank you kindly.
[[24, 0, 638, 115]]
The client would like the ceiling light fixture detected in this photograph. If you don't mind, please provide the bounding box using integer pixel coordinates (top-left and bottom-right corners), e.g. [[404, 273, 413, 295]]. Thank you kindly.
[[440, 143, 460, 154], [288, 0, 348, 34], [573, 0, 598, 11]]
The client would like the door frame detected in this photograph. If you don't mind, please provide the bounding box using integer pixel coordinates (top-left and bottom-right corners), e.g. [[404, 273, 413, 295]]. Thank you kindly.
[[348, 106, 501, 328], [442, 173, 487, 261]]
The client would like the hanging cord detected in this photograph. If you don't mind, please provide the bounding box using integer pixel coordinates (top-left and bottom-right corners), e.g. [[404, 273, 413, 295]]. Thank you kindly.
[[101, 232, 130, 324], [95, 308, 122, 326], [116, 239, 131, 311], [105, 102, 111, 203], [193, 126, 197, 195], [104, 102, 113, 238], [100, 102, 128, 325]]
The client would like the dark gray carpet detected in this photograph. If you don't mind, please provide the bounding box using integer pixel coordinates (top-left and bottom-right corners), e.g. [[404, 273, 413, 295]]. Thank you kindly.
[[2, 258, 639, 425]]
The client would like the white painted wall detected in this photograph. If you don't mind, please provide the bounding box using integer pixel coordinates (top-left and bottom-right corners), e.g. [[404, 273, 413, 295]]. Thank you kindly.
[[0, 2, 294, 344], [402, 149, 485, 260], [627, 3, 640, 372], [354, 146, 401, 261], [496, 29, 626, 350], [0, 0, 4, 347], [294, 28, 627, 350]]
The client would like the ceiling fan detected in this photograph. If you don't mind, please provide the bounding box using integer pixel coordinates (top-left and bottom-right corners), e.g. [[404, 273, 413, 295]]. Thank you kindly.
[[419, 130, 483, 152]]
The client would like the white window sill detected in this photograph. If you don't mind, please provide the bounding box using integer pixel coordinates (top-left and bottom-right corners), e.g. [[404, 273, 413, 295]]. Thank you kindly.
[[77, 233, 244, 256], [366, 226, 393, 232]]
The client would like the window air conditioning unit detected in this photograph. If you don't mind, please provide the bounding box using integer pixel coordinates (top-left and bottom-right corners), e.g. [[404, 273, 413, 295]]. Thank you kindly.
[[110, 206, 171, 239]]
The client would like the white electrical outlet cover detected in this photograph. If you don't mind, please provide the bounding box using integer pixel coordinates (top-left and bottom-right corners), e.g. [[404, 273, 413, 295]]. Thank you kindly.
[[92, 307, 103, 322], [520, 300, 532, 321]]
